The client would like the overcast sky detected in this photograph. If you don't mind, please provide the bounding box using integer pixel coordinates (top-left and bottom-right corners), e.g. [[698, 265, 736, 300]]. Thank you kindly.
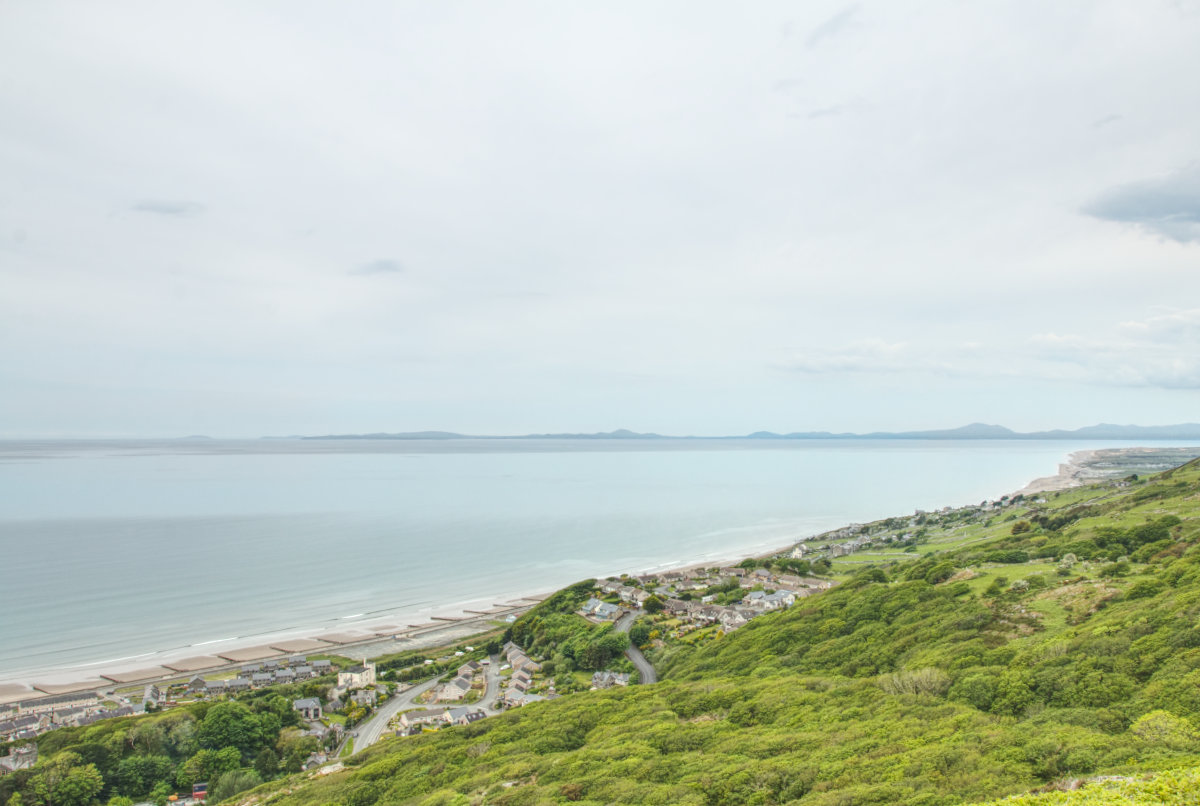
[[3, 1, 1200, 437]]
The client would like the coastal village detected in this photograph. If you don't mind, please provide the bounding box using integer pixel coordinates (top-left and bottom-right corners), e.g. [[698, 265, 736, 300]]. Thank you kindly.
[[0, 481, 1130, 793]]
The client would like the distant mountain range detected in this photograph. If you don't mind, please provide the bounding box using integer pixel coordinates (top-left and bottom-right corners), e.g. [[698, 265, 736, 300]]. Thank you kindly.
[[296, 423, 1200, 441]]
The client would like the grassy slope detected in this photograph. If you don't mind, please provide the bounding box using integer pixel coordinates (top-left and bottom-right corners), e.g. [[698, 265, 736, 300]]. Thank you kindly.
[[239, 461, 1200, 806]]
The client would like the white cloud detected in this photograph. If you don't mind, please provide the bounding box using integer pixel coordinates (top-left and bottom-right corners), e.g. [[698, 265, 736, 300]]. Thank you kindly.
[[1028, 309, 1200, 389]]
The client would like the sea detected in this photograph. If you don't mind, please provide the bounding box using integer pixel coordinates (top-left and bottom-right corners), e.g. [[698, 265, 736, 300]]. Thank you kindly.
[[1, 437, 1193, 686]]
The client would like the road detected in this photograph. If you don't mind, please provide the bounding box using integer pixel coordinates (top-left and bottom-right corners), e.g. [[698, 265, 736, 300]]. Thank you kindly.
[[355, 654, 503, 751], [354, 674, 442, 750], [614, 611, 657, 684]]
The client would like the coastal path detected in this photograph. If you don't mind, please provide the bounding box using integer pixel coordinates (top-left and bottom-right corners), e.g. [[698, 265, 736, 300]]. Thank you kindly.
[[355, 675, 443, 751], [614, 611, 657, 685]]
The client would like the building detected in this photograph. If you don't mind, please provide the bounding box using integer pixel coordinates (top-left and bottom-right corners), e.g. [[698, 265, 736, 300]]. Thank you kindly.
[[293, 698, 323, 721], [337, 661, 376, 689], [15, 691, 99, 716], [399, 708, 447, 729], [591, 671, 630, 689], [0, 744, 37, 774]]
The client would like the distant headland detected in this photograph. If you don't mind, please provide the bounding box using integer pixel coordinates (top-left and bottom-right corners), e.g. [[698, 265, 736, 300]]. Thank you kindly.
[[290, 423, 1200, 441]]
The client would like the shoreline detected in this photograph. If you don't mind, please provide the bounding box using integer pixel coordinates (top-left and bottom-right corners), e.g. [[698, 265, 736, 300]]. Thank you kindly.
[[8, 445, 1198, 705]]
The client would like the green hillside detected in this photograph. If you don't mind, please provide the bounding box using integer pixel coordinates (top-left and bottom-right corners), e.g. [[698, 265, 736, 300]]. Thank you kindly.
[[223, 460, 1200, 805], [16, 461, 1200, 806]]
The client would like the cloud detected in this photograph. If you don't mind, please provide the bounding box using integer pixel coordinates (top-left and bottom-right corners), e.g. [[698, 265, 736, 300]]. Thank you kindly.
[[1029, 309, 1200, 389], [805, 5, 860, 49], [781, 339, 910, 373], [350, 259, 404, 276], [806, 105, 845, 120], [131, 200, 204, 217], [1082, 164, 1200, 242]]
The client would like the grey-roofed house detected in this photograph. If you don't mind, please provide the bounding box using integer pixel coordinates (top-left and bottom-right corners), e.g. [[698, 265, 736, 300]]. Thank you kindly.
[[275, 668, 296, 682], [252, 672, 273, 686], [227, 677, 251, 692], [292, 665, 314, 679], [293, 697, 323, 721], [206, 680, 228, 695], [399, 708, 447, 728], [312, 659, 333, 672]]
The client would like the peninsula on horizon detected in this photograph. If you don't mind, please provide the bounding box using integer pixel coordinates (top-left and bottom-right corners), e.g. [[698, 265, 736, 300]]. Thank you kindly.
[[292, 422, 1200, 441]]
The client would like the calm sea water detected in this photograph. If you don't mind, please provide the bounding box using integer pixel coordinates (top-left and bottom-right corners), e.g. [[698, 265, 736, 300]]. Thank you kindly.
[[0, 438, 1188, 684]]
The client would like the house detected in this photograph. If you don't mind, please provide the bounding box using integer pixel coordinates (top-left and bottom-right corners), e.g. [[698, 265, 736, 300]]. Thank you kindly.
[[226, 678, 251, 693], [591, 671, 630, 689], [337, 661, 376, 689], [0, 744, 38, 774], [720, 567, 747, 578], [350, 690, 376, 707], [288, 655, 307, 665], [274, 669, 296, 683], [399, 708, 447, 728], [205, 680, 228, 696], [302, 751, 329, 770], [762, 590, 795, 610], [436, 676, 472, 702], [460, 710, 487, 725], [458, 660, 482, 676], [579, 597, 619, 620], [292, 665, 314, 679], [188, 676, 208, 694], [51, 707, 90, 727], [312, 659, 333, 674], [293, 697, 323, 721], [252, 673, 274, 687], [790, 545, 807, 559], [664, 599, 692, 615], [442, 706, 487, 726], [597, 580, 622, 594], [776, 574, 803, 589], [501, 690, 545, 708]]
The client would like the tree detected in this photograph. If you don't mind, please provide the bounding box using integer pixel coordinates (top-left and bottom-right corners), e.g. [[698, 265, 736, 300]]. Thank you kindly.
[[209, 770, 263, 804], [643, 595, 664, 614], [29, 753, 104, 806], [253, 748, 279, 780], [195, 702, 265, 757], [177, 747, 240, 789]]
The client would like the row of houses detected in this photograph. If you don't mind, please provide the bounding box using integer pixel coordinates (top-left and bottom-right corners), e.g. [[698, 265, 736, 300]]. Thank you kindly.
[[0, 703, 134, 743], [435, 659, 484, 703], [3, 690, 100, 717]]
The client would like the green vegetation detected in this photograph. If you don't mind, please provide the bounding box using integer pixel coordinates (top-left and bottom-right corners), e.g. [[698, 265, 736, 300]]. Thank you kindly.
[[1, 694, 324, 806], [13, 460, 1200, 806], [509, 581, 632, 676]]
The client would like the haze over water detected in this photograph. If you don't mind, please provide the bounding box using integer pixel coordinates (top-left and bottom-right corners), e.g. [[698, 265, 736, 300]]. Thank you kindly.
[[0, 437, 1186, 685]]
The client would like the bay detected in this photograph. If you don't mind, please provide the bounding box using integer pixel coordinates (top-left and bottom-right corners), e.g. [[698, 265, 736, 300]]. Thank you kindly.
[[0, 437, 1188, 684]]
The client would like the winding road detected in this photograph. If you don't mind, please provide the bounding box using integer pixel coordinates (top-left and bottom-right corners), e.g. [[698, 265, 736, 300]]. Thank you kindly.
[[355, 654, 504, 751], [614, 610, 657, 684]]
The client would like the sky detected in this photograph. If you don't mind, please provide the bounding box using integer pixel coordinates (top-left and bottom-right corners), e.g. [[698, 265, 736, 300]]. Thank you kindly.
[[2, 1, 1200, 438]]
